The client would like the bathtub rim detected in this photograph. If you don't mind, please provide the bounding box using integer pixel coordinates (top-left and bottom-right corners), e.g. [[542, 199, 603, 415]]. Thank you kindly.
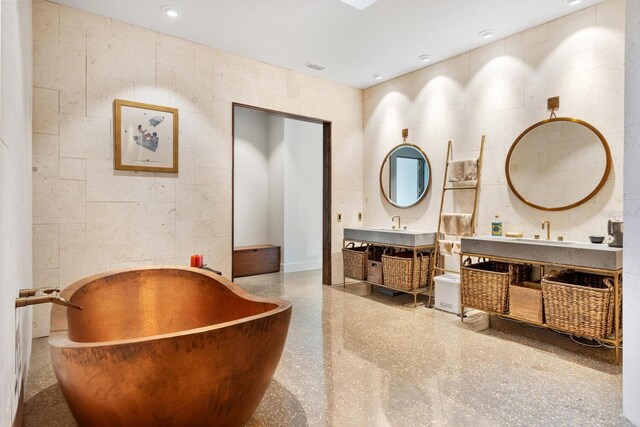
[[49, 265, 292, 349]]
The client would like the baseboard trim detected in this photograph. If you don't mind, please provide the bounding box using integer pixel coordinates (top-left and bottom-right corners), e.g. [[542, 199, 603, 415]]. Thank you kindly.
[[282, 260, 322, 273]]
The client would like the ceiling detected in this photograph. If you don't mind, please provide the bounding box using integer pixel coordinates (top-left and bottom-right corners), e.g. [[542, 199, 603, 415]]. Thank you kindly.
[[51, 0, 605, 89]]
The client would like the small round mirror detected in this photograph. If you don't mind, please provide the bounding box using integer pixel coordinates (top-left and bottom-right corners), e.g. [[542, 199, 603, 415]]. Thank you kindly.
[[380, 144, 431, 208], [506, 117, 611, 211]]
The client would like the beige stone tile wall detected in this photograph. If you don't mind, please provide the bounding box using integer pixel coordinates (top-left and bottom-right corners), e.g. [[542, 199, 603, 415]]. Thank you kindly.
[[363, 0, 624, 247], [31, 0, 363, 336], [623, 0, 640, 423]]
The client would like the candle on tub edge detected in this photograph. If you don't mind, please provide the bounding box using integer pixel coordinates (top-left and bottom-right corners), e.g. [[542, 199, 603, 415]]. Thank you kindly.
[[190, 255, 199, 267]]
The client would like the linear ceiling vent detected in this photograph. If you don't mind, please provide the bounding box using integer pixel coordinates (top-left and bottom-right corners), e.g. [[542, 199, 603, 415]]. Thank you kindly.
[[304, 62, 327, 71]]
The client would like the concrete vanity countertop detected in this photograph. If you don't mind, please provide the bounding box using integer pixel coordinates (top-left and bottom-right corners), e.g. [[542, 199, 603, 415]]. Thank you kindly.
[[461, 236, 623, 270], [344, 227, 437, 247]]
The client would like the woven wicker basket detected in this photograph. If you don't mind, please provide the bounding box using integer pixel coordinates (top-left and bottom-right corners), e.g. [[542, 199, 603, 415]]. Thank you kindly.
[[607, 276, 623, 333], [541, 270, 621, 339], [342, 243, 369, 280], [461, 260, 530, 313], [381, 251, 430, 291]]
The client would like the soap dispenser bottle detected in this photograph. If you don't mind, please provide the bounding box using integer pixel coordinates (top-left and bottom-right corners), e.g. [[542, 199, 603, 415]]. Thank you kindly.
[[491, 215, 503, 237]]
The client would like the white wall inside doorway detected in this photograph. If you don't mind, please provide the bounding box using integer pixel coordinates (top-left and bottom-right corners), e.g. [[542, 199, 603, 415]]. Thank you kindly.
[[234, 108, 269, 246], [234, 107, 323, 273], [0, 0, 33, 424], [282, 118, 323, 272]]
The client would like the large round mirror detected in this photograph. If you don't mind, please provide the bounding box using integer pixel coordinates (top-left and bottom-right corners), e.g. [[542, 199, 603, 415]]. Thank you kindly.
[[380, 144, 431, 208], [506, 117, 611, 211]]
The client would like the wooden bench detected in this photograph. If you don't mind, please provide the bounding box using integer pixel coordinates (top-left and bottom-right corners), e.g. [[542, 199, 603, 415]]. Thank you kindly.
[[233, 244, 281, 278]]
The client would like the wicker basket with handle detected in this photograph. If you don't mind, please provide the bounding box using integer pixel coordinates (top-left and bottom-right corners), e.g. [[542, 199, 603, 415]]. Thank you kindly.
[[541, 270, 621, 339], [461, 259, 530, 313], [381, 250, 430, 291], [342, 243, 370, 280]]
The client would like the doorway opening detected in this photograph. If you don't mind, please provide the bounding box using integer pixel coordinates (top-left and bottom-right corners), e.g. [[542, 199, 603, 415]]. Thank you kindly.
[[232, 104, 332, 285]]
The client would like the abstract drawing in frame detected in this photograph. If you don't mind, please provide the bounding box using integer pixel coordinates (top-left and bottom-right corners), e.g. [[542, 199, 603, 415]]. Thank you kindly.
[[114, 99, 179, 173]]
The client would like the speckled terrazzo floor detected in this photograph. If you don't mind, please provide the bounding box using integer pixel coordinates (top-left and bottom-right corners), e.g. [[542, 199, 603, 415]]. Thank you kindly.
[[24, 270, 631, 426]]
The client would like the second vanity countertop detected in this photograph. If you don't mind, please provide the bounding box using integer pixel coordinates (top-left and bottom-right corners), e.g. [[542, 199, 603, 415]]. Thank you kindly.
[[344, 227, 437, 247], [461, 236, 623, 271]]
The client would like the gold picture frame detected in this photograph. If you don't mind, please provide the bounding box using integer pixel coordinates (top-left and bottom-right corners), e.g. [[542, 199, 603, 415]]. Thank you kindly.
[[114, 99, 179, 173]]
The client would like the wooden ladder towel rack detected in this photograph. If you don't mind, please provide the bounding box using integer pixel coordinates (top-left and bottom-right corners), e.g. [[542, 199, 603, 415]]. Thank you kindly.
[[428, 136, 485, 307]]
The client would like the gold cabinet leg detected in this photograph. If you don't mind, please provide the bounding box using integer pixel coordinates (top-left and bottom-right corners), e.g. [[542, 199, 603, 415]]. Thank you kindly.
[[460, 254, 465, 322], [615, 272, 621, 365]]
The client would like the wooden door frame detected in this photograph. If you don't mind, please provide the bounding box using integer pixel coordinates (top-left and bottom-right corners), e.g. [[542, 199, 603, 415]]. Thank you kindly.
[[231, 103, 332, 285]]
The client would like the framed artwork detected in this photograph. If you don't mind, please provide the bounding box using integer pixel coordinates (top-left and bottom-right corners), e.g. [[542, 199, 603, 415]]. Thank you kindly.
[[114, 99, 179, 173]]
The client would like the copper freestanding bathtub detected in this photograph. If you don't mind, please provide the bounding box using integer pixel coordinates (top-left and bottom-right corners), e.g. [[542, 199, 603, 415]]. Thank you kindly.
[[49, 266, 292, 427]]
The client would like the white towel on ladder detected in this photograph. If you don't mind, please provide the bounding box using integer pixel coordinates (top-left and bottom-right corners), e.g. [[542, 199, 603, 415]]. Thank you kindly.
[[448, 159, 477, 183], [441, 213, 473, 237], [439, 240, 454, 255], [439, 239, 462, 255]]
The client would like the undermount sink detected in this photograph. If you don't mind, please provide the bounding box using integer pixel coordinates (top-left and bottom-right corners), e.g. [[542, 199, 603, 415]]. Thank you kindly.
[[344, 227, 436, 247], [370, 227, 413, 233], [515, 238, 573, 245]]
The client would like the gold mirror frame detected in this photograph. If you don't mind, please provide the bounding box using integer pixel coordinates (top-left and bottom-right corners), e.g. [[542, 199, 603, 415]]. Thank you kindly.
[[505, 117, 612, 212], [379, 143, 432, 209]]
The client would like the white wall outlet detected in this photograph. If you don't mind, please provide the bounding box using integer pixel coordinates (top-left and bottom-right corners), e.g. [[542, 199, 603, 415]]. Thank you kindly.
[[358, 212, 362, 221], [337, 213, 342, 222]]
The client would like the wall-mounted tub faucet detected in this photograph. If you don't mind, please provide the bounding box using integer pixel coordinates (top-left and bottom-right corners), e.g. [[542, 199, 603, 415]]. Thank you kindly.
[[18, 287, 58, 297], [16, 289, 83, 310]]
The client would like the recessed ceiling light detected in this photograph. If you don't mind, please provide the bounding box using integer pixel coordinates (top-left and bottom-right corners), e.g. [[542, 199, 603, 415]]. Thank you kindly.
[[372, 73, 382, 80], [339, 0, 380, 10], [566, 0, 582, 4], [162, 6, 180, 18], [418, 54, 433, 63], [478, 29, 497, 40]]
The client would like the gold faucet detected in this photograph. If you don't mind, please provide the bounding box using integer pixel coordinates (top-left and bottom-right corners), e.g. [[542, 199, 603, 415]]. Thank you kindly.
[[18, 287, 58, 297], [16, 288, 83, 310], [541, 220, 551, 240], [392, 215, 401, 230]]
